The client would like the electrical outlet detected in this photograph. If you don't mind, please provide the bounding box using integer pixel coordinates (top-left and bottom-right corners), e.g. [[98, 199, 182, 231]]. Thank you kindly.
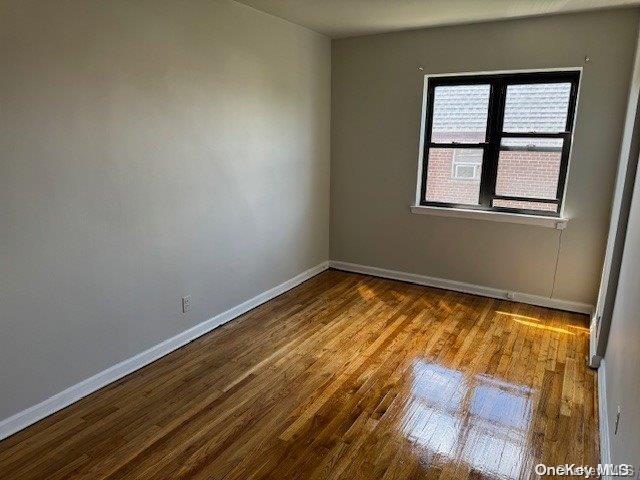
[[181, 295, 191, 314], [614, 405, 621, 435]]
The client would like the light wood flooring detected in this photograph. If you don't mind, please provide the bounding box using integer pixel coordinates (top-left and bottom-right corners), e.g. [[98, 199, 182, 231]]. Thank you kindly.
[[0, 269, 599, 479]]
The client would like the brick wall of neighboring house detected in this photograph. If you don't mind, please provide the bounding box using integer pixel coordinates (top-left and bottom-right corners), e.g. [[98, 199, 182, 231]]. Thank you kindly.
[[493, 198, 557, 212], [495, 150, 560, 199], [425, 134, 560, 211], [425, 148, 480, 204]]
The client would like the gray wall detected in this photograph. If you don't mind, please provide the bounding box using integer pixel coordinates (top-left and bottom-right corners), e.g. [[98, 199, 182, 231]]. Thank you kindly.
[[331, 9, 639, 305], [602, 156, 640, 469], [0, 0, 330, 420]]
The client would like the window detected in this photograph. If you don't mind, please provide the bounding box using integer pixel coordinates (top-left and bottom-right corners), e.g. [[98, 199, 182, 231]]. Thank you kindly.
[[452, 149, 482, 180], [419, 71, 579, 216]]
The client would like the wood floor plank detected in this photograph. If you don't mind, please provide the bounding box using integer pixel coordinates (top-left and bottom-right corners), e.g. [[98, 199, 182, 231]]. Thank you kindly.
[[0, 270, 599, 479]]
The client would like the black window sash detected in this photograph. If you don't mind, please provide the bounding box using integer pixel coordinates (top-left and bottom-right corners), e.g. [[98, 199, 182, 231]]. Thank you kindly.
[[420, 71, 580, 217]]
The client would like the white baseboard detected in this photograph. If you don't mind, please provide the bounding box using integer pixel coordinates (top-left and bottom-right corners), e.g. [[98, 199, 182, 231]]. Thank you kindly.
[[598, 360, 612, 477], [329, 260, 594, 314], [0, 259, 594, 442], [0, 261, 329, 441]]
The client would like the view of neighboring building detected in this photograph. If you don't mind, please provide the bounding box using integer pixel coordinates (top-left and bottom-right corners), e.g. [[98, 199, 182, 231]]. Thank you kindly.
[[425, 83, 570, 213]]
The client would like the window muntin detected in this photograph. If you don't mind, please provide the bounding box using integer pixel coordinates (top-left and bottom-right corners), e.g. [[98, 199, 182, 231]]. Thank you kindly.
[[420, 71, 579, 216]]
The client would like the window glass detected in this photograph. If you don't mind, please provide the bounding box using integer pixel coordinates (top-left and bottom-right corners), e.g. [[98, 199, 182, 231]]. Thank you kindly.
[[495, 138, 563, 199], [431, 85, 490, 143], [493, 199, 558, 213], [502, 83, 571, 133], [425, 148, 483, 205]]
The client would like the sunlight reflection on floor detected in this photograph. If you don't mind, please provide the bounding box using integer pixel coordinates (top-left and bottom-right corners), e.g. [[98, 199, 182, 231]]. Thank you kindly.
[[400, 361, 534, 479]]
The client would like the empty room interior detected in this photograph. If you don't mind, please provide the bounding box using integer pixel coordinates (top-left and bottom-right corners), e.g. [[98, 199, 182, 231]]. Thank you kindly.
[[3, 1, 640, 478]]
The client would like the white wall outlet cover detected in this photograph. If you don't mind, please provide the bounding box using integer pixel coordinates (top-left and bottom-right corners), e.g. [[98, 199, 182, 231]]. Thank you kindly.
[[181, 295, 192, 314]]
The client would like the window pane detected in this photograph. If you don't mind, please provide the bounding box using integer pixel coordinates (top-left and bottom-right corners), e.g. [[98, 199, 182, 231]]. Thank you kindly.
[[493, 199, 558, 213], [425, 148, 483, 205], [503, 83, 571, 133], [495, 138, 563, 200], [431, 85, 490, 143]]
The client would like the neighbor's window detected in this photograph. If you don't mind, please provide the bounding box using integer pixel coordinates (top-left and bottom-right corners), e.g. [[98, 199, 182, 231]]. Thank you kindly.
[[419, 71, 579, 216], [452, 149, 482, 180]]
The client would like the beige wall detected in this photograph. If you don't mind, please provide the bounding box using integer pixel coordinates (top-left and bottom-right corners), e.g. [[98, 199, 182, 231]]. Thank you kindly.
[[602, 155, 640, 468], [331, 9, 639, 305], [0, 0, 330, 420]]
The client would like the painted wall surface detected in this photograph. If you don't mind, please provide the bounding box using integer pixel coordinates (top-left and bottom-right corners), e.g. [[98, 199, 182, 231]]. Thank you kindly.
[[330, 9, 639, 305], [0, 0, 330, 420], [602, 162, 640, 469]]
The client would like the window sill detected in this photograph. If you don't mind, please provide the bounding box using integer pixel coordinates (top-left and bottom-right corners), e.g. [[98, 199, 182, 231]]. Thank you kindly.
[[409, 205, 569, 229]]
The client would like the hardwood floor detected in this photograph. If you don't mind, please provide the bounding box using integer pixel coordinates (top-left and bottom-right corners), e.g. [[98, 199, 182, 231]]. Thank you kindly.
[[0, 270, 599, 479]]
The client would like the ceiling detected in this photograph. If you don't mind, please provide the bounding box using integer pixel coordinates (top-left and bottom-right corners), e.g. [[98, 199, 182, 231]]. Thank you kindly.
[[234, 0, 640, 38]]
